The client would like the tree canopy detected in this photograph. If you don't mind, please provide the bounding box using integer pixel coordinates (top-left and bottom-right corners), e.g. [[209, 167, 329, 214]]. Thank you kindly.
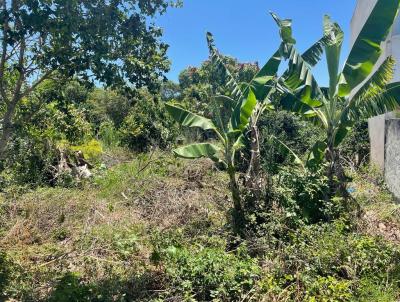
[[0, 0, 180, 158]]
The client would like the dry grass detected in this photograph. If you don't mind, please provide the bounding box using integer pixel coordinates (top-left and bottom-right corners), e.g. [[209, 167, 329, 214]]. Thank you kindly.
[[350, 167, 400, 244], [0, 154, 230, 300]]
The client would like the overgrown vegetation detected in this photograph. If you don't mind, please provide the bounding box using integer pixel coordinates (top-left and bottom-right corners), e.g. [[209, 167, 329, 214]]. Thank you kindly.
[[1, 0, 400, 300]]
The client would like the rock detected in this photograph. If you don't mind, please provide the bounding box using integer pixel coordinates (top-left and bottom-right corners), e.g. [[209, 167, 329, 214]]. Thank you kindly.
[[378, 223, 387, 230]]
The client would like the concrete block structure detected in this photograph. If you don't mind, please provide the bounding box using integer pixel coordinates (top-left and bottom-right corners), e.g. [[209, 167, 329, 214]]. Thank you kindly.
[[351, 0, 400, 200]]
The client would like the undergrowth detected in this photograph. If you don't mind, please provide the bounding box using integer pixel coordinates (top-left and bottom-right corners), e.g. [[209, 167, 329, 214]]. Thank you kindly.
[[1, 153, 400, 301]]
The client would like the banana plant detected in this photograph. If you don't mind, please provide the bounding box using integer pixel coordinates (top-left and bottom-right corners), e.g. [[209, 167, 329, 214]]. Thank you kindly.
[[166, 33, 282, 233], [271, 0, 400, 197]]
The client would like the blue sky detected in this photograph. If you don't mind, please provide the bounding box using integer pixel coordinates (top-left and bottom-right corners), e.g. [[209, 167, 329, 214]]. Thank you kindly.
[[157, 0, 357, 85]]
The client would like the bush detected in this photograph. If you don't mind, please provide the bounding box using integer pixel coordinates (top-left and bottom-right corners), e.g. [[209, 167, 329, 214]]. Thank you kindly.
[[0, 252, 11, 298], [286, 222, 400, 287], [159, 245, 260, 301], [98, 120, 122, 148], [0, 136, 59, 188], [120, 94, 178, 152], [70, 139, 103, 163], [304, 276, 352, 302], [277, 166, 339, 223], [48, 273, 95, 302], [85, 89, 131, 129], [259, 110, 323, 175], [1, 100, 94, 189]]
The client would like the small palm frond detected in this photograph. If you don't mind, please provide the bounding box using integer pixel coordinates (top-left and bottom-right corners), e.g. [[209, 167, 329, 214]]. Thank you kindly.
[[206, 32, 244, 101]]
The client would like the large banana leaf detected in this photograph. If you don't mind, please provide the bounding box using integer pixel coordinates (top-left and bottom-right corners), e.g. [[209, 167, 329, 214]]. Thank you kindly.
[[302, 32, 333, 67], [350, 56, 395, 102], [271, 13, 325, 106], [166, 103, 217, 131], [279, 85, 316, 115], [230, 88, 257, 132], [248, 50, 281, 101], [347, 82, 400, 120], [338, 0, 400, 97], [272, 135, 305, 169], [324, 15, 344, 98], [334, 121, 353, 147], [173, 143, 221, 162]]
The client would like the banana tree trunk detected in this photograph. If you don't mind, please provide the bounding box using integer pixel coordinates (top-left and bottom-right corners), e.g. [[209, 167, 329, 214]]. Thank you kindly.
[[245, 122, 262, 198], [326, 141, 348, 200]]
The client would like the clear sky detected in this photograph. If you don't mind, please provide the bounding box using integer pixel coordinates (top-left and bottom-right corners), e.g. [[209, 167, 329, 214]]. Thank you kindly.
[[157, 0, 357, 85]]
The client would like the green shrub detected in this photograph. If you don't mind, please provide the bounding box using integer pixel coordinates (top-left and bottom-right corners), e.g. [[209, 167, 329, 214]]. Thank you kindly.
[[304, 276, 352, 302], [0, 252, 11, 298], [120, 96, 178, 152], [48, 272, 95, 302], [356, 279, 398, 302], [277, 166, 347, 223], [287, 222, 400, 286], [1, 136, 59, 188], [70, 139, 103, 163], [159, 245, 260, 301], [98, 120, 122, 148]]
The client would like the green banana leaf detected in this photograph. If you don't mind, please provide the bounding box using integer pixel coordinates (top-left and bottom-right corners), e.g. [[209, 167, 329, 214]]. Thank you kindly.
[[166, 103, 217, 131], [230, 88, 257, 132], [306, 140, 328, 168], [338, 0, 400, 97], [249, 50, 281, 101], [173, 143, 221, 162], [323, 15, 344, 98], [270, 12, 296, 44], [334, 121, 353, 147], [207, 32, 244, 101], [272, 135, 305, 169]]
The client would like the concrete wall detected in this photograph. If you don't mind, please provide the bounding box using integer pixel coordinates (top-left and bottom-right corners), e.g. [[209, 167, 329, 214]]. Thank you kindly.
[[368, 114, 386, 170], [385, 119, 400, 201], [352, 0, 400, 200]]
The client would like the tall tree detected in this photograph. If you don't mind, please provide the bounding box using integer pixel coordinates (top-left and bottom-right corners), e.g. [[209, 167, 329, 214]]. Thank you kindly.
[[0, 0, 179, 159]]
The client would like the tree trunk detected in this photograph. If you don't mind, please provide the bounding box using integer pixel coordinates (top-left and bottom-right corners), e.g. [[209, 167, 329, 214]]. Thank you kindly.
[[245, 122, 262, 198], [326, 142, 348, 200], [0, 100, 18, 160]]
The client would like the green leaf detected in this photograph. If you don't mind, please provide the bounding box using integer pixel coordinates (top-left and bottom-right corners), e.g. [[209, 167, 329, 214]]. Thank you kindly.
[[270, 12, 296, 44], [350, 56, 395, 102], [302, 33, 332, 67], [277, 82, 317, 114], [166, 103, 217, 131], [272, 135, 305, 169], [324, 15, 344, 98], [347, 82, 400, 120], [206, 32, 244, 101], [230, 88, 257, 131], [306, 140, 327, 168], [338, 0, 400, 97], [249, 50, 281, 101], [334, 121, 353, 147], [173, 143, 221, 162], [233, 134, 246, 151]]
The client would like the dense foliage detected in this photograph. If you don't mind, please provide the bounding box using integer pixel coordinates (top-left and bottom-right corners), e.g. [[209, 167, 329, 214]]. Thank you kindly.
[[1, 0, 400, 301]]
